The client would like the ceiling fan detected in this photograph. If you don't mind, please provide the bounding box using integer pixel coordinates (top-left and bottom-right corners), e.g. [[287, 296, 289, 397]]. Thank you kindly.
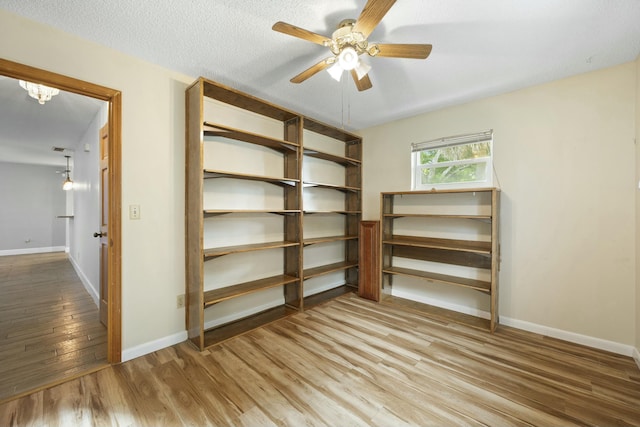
[[272, 0, 432, 91]]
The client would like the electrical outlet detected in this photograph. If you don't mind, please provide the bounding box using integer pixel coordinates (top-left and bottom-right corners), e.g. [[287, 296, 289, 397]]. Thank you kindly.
[[176, 294, 185, 308]]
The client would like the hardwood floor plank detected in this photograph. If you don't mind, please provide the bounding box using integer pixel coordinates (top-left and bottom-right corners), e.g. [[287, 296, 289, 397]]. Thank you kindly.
[[0, 392, 43, 427], [0, 253, 107, 402]]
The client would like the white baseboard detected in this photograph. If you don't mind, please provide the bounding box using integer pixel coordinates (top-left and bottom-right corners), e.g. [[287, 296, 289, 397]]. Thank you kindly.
[[0, 246, 66, 256], [633, 347, 640, 371], [122, 331, 188, 362], [68, 255, 99, 307], [392, 291, 634, 357], [499, 316, 634, 357], [392, 289, 491, 320]]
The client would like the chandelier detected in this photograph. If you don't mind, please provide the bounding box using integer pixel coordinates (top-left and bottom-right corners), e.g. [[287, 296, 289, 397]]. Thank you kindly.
[[19, 80, 60, 105]]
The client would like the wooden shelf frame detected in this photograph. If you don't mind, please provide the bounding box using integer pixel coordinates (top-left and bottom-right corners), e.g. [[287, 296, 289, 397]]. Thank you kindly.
[[204, 122, 299, 153], [303, 235, 358, 246], [382, 266, 491, 293], [203, 209, 301, 217], [300, 116, 362, 303], [203, 240, 300, 260], [203, 274, 300, 307], [303, 181, 360, 192], [383, 213, 491, 221], [380, 188, 500, 332], [303, 210, 362, 215], [383, 235, 492, 254], [204, 169, 299, 187], [186, 77, 363, 350], [303, 148, 361, 166], [303, 260, 358, 280]]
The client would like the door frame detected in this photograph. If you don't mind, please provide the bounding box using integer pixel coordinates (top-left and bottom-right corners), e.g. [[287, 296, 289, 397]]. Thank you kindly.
[[0, 58, 122, 363]]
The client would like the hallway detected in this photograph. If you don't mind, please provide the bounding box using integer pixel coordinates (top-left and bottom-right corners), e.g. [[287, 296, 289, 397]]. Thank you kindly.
[[0, 252, 107, 402]]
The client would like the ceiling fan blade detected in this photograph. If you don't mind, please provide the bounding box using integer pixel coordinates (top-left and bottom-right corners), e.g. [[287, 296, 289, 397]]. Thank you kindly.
[[291, 58, 333, 83], [376, 44, 433, 59], [350, 69, 373, 92], [272, 21, 331, 46], [352, 0, 397, 38]]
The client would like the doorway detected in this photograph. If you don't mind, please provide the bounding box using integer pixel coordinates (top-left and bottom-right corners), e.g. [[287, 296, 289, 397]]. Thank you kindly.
[[0, 58, 122, 399]]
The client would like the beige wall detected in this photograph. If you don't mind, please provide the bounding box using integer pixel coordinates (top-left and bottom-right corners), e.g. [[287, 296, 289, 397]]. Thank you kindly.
[[361, 63, 637, 346], [636, 55, 640, 354], [0, 9, 192, 354]]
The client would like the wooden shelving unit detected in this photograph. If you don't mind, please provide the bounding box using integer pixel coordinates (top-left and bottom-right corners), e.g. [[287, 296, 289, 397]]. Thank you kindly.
[[301, 118, 362, 310], [186, 77, 362, 350], [380, 188, 500, 332]]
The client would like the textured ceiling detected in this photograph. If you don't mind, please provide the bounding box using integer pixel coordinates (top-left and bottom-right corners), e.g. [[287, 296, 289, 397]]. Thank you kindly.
[[1, 0, 640, 165]]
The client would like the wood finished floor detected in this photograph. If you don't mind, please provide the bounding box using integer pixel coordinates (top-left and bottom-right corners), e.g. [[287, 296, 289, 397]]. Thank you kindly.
[[0, 252, 107, 402], [1, 293, 639, 426]]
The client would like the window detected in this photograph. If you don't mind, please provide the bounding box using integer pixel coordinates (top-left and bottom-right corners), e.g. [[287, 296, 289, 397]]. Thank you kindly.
[[411, 130, 493, 190]]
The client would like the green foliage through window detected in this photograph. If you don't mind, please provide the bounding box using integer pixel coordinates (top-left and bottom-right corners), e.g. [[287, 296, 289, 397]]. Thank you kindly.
[[420, 142, 491, 184], [411, 131, 493, 189]]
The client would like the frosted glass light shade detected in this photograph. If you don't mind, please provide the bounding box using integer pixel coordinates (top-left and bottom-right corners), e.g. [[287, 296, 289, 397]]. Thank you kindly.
[[19, 80, 60, 105], [62, 177, 73, 191], [337, 47, 358, 70], [327, 63, 343, 81]]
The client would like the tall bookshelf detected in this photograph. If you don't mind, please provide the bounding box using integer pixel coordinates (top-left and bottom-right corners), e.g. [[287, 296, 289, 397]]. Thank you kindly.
[[186, 77, 362, 350], [380, 188, 500, 332], [302, 118, 361, 308]]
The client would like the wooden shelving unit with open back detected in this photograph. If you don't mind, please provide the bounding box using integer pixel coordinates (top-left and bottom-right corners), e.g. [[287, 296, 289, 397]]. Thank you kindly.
[[301, 118, 362, 309], [186, 77, 362, 350], [380, 188, 500, 332]]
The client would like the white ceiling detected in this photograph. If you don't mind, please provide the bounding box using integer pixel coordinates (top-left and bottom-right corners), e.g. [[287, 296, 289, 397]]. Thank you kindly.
[[1, 0, 640, 165], [0, 75, 104, 167]]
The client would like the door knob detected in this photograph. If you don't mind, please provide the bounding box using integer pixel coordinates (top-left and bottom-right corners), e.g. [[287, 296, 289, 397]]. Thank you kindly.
[[93, 232, 106, 238]]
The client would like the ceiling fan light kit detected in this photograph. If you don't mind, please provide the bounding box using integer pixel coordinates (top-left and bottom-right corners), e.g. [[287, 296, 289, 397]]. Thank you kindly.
[[272, 0, 432, 91]]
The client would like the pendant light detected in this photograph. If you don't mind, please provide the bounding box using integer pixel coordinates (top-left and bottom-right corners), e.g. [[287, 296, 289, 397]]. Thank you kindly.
[[62, 155, 73, 191]]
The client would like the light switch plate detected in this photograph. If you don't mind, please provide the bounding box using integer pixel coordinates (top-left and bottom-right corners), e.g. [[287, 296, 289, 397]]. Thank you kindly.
[[129, 204, 140, 220]]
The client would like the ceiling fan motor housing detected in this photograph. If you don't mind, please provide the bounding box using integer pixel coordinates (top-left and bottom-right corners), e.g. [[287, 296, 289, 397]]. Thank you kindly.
[[327, 20, 377, 57]]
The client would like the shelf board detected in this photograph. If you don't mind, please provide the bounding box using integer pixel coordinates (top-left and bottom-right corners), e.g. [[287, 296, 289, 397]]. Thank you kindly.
[[201, 78, 299, 122], [383, 213, 491, 220], [384, 235, 491, 254], [204, 209, 301, 217], [383, 266, 491, 293], [203, 121, 299, 152], [303, 235, 358, 246], [303, 117, 361, 143], [303, 148, 361, 166], [204, 169, 299, 186], [304, 285, 356, 310], [303, 261, 358, 280], [202, 304, 297, 348], [382, 188, 497, 196], [380, 294, 491, 331], [303, 210, 362, 215], [204, 274, 299, 307], [204, 240, 299, 260], [303, 181, 360, 192]]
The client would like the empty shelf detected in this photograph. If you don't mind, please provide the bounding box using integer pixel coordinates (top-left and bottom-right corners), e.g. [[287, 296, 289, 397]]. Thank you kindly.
[[203, 274, 299, 307]]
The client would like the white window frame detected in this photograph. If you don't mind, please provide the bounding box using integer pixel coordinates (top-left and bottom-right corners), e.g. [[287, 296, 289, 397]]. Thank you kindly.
[[411, 130, 493, 190]]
